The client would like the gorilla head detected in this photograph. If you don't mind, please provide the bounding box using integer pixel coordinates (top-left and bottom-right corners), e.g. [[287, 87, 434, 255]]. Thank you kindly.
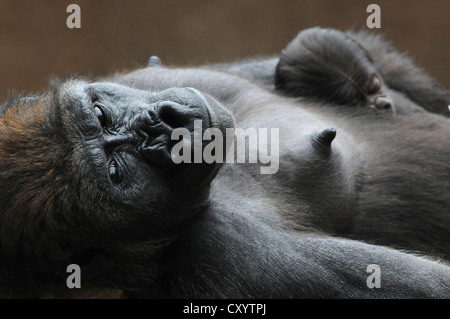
[[0, 79, 234, 292]]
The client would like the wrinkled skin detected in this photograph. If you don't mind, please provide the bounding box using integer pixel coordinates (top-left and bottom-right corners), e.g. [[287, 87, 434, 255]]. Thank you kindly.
[[0, 28, 449, 298]]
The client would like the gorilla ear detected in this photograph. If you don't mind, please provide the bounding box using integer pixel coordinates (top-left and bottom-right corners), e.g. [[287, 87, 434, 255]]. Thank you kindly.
[[63, 249, 115, 280]]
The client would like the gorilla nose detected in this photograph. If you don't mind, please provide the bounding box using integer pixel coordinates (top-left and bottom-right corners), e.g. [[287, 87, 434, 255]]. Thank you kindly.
[[134, 90, 212, 166], [155, 101, 210, 131], [133, 98, 210, 136]]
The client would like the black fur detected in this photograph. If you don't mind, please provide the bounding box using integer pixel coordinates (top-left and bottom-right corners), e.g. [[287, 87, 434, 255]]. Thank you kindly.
[[0, 28, 449, 298]]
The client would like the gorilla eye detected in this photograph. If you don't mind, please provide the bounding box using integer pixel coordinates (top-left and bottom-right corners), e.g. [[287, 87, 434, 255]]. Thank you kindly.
[[108, 160, 119, 183], [94, 105, 106, 127]]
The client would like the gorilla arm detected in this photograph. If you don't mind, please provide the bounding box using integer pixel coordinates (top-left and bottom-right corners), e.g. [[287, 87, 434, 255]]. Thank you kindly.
[[169, 206, 450, 298]]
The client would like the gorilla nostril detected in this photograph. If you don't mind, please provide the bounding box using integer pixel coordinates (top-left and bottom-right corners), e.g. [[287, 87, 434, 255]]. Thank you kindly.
[[156, 104, 192, 129], [159, 106, 183, 129]]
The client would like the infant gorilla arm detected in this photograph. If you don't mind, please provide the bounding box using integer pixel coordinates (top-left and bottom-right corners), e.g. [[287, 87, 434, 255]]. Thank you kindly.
[[0, 28, 449, 298]]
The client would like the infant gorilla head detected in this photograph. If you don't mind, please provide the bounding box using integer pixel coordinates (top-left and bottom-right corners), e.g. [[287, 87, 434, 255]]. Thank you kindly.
[[276, 27, 393, 110], [0, 80, 234, 261]]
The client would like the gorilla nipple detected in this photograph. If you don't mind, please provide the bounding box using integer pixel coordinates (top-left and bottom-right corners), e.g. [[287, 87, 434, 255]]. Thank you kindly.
[[311, 128, 336, 155]]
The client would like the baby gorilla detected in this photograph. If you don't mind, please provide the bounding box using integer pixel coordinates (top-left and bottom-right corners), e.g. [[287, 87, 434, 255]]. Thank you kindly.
[[275, 27, 393, 111]]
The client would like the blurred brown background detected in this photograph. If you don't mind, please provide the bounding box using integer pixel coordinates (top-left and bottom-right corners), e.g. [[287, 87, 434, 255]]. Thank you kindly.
[[0, 0, 448, 100]]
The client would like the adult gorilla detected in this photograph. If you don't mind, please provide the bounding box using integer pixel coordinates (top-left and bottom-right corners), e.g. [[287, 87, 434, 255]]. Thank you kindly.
[[0, 28, 449, 298]]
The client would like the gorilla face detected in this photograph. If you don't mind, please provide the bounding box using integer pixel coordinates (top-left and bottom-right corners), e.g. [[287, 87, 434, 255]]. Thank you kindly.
[[0, 79, 235, 264], [63, 81, 234, 187], [62, 81, 234, 235]]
